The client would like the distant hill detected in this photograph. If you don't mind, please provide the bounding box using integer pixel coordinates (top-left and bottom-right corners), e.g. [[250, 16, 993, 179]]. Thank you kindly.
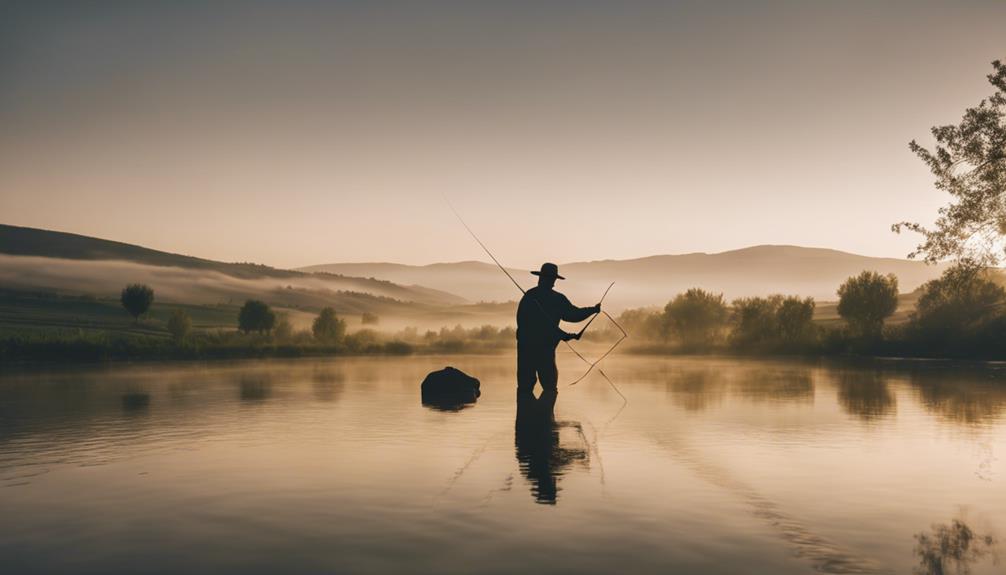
[[302, 246, 950, 309], [0, 223, 952, 327], [302, 260, 518, 301], [0, 223, 283, 278], [0, 224, 465, 308]]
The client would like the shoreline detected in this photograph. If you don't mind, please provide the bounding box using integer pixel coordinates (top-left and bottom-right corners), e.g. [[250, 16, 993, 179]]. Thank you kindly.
[[5, 339, 1006, 368]]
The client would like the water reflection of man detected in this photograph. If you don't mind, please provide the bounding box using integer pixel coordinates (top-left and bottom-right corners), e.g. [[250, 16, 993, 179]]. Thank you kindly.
[[516, 263, 599, 394], [514, 389, 588, 505]]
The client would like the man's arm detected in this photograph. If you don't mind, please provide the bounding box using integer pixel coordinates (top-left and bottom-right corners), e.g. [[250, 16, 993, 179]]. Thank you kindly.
[[560, 295, 601, 323], [559, 330, 581, 341]]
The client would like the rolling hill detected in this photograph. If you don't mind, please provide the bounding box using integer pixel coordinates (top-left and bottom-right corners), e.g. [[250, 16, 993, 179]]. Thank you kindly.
[[0, 223, 952, 332], [302, 246, 950, 309], [0, 224, 466, 314]]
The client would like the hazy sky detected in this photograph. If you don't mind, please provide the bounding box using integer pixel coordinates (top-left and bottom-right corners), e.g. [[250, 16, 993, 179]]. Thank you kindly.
[[1, 1, 1004, 269]]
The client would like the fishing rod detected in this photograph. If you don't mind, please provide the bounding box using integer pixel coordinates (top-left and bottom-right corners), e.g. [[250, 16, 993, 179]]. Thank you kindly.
[[576, 282, 614, 338], [445, 198, 627, 402]]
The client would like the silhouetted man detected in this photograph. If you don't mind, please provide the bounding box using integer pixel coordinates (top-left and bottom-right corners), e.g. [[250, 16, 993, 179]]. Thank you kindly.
[[516, 263, 600, 394]]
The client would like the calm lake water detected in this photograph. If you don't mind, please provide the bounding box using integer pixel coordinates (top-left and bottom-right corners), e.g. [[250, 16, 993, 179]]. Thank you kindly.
[[2, 354, 1005, 574]]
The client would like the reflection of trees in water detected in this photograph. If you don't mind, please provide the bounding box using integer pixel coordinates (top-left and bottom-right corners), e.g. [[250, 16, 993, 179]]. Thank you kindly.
[[239, 374, 272, 401], [910, 370, 1006, 425], [664, 367, 728, 411], [663, 365, 814, 410], [834, 370, 896, 421], [514, 392, 589, 505], [312, 369, 345, 402], [914, 518, 996, 575], [120, 392, 151, 412], [734, 367, 813, 404]]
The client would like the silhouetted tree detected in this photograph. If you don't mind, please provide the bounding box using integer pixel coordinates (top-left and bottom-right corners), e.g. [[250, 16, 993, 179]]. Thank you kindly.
[[345, 328, 379, 352], [312, 307, 346, 343], [662, 288, 728, 346], [361, 312, 379, 325], [238, 300, 276, 333], [616, 307, 663, 341], [910, 266, 1006, 338], [894, 60, 1006, 268], [120, 284, 154, 324], [837, 271, 899, 337], [730, 295, 783, 347], [777, 296, 816, 343], [167, 309, 191, 341], [273, 313, 293, 341]]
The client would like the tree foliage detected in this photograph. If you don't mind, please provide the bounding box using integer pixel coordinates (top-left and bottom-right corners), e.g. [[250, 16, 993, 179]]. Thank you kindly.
[[616, 307, 664, 340], [731, 295, 817, 349], [911, 266, 1006, 336], [777, 296, 816, 342], [273, 313, 294, 341], [730, 296, 783, 347], [345, 328, 379, 352], [120, 284, 154, 324], [662, 288, 728, 345], [238, 300, 276, 333], [837, 271, 899, 337], [167, 309, 191, 341], [312, 307, 347, 343], [894, 60, 1006, 267]]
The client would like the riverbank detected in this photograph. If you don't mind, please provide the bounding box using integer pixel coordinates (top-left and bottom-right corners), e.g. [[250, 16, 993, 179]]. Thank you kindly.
[[624, 333, 1006, 362], [0, 330, 520, 364], [6, 328, 1006, 365]]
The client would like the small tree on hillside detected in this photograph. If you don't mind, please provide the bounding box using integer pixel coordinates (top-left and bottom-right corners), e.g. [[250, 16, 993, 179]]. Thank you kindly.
[[167, 309, 191, 341], [238, 300, 276, 333], [837, 271, 899, 337], [662, 288, 729, 346], [121, 284, 154, 324], [273, 313, 294, 341], [313, 307, 347, 343]]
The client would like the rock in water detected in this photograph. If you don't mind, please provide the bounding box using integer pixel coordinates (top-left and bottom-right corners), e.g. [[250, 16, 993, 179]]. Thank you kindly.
[[421, 366, 481, 409]]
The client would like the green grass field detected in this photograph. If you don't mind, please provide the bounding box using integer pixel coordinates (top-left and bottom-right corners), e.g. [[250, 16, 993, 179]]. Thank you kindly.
[[0, 288, 239, 338], [0, 288, 514, 362]]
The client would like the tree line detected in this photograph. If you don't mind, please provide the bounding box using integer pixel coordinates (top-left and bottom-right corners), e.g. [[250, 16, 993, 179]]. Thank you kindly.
[[614, 266, 1006, 358], [116, 285, 518, 356], [119, 284, 357, 346]]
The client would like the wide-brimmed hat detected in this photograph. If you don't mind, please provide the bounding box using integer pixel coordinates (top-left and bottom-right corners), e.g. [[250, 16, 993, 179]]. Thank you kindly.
[[531, 262, 564, 280]]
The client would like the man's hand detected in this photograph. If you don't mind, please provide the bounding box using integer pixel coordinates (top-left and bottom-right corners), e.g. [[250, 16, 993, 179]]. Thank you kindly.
[[593, 303, 602, 314]]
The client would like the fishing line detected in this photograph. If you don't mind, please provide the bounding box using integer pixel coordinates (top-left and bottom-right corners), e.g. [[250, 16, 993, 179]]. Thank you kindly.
[[568, 309, 628, 391], [444, 196, 627, 400]]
